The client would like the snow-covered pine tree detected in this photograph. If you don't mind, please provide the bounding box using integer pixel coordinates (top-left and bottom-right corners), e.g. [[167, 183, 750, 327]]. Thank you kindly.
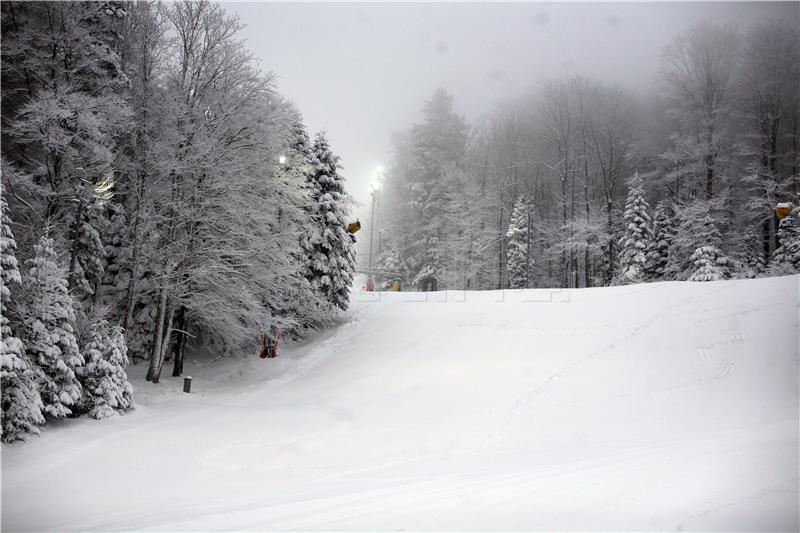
[[80, 320, 134, 419], [273, 119, 336, 334], [646, 201, 675, 280], [740, 228, 766, 278], [1, 186, 45, 443], [98, 201, 131, 316], [771, 216, 800, 273], [21, 235, 84, 418], [305, 132, 356, 310], [70, 203, 107, 300], [506, 196, 533, 289], [379, 247, 403, 290], [687, 215, 731, 281], [289, 121, 313, 165], [405, 89, 468, 291], [689, 245, 726, 281], [616, 172, 653, 284]]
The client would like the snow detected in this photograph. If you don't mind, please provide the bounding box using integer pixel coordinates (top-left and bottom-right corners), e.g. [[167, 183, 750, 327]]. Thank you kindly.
[[3, 276, 799, 530]]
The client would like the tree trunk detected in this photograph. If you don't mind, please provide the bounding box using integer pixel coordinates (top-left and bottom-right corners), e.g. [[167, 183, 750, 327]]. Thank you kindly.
[[146, 285, 168, 383], [497, 200, 504, 289], [155, 306, 175, 381], [792, 109, 798, 196], [172, 306, 187, 377], [122, 170, 147, 333], [526, 203, 532, 288], [605, 201, 615, 285], [584, 182, 591, 288]]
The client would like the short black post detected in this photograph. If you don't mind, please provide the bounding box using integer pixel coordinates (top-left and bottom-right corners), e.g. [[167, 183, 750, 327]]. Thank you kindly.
[[183, 376, 192, 393]]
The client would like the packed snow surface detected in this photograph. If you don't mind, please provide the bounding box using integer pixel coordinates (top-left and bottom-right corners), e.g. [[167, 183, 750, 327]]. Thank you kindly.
[[3, 277, 799, 530]]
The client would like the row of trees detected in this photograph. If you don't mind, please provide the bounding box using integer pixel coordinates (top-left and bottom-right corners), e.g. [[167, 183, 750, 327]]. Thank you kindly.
[[1, 1, 356, 443], [376, 19, 799, 290]]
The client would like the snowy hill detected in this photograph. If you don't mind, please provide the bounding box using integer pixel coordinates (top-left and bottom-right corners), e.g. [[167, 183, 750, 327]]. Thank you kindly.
[[2, 277, 798, 531]]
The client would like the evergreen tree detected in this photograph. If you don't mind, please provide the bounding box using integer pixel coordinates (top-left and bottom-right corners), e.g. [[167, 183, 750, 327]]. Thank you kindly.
[[506, 197, 533, 289], [79, 320, 134, 419], [616, 172, 652, 284], [686, 215, 731, 281], [305, 132, 357, 310], [379, 247, 403, 290], [276, 119, 333, 333], [646, 201, 675, 280], [405, 89, 468, 290], [740, 228, 766, 278], [21, 235, 84, 418], [1, 186, 45, 443], [98, 202, 131, 315], [689, 245, 726, 281], [665, 201, 717, 280], [70, 203, 107, 300], [771, 216, 800, 273]]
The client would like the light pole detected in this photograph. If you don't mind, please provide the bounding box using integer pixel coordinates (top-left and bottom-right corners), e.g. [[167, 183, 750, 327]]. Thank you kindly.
[[68, 167, 90, 289], [368, 166, 384, 279], [67, 168, 115, 291]]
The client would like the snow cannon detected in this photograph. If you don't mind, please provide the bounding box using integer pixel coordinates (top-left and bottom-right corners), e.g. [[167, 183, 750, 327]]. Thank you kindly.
[[347, 219, 361, 234], [775, 202, 793, 220]]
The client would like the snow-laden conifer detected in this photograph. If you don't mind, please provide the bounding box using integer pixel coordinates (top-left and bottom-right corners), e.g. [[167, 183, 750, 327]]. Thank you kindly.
[[616, 172, 652, 284], [21, 235, 84, 418], [646, 201, 675, 280], [305, 132, 356, 310], [688, 215, 731, 281], [689, 245, 726, 281], [1, 187, 45, 442], [506, 197, 533, 289], [80, 320, 134, 419], [739, 228, 766, 278], [771, 213, 800, 273]]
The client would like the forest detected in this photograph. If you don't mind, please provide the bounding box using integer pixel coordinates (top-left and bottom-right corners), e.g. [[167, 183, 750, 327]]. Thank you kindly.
[[1, 1, 357, 443], [374, 19, 800, 291]]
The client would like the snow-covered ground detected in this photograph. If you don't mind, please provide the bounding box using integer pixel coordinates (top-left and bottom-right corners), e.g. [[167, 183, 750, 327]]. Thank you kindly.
[[2, 276, 798, 531]]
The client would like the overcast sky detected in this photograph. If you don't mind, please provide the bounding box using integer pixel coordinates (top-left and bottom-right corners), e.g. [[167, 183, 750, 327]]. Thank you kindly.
[[226, 2, 799, 217]]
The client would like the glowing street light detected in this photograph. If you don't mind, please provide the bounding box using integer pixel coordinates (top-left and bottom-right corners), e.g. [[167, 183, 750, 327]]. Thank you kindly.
[[367, 165, 384, 278]]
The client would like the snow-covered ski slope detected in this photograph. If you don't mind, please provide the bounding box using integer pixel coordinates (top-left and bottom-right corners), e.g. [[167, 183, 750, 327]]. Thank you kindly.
[[2, 276, 799, 531]]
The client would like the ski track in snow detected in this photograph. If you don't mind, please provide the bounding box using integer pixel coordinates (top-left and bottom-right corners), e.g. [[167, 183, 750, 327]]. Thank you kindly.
[[491, 282, 739, 442], [676, 477, 800, 531]]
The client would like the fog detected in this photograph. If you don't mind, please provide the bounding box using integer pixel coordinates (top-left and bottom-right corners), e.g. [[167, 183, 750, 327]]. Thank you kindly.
[[229, 2, 797, 214]]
